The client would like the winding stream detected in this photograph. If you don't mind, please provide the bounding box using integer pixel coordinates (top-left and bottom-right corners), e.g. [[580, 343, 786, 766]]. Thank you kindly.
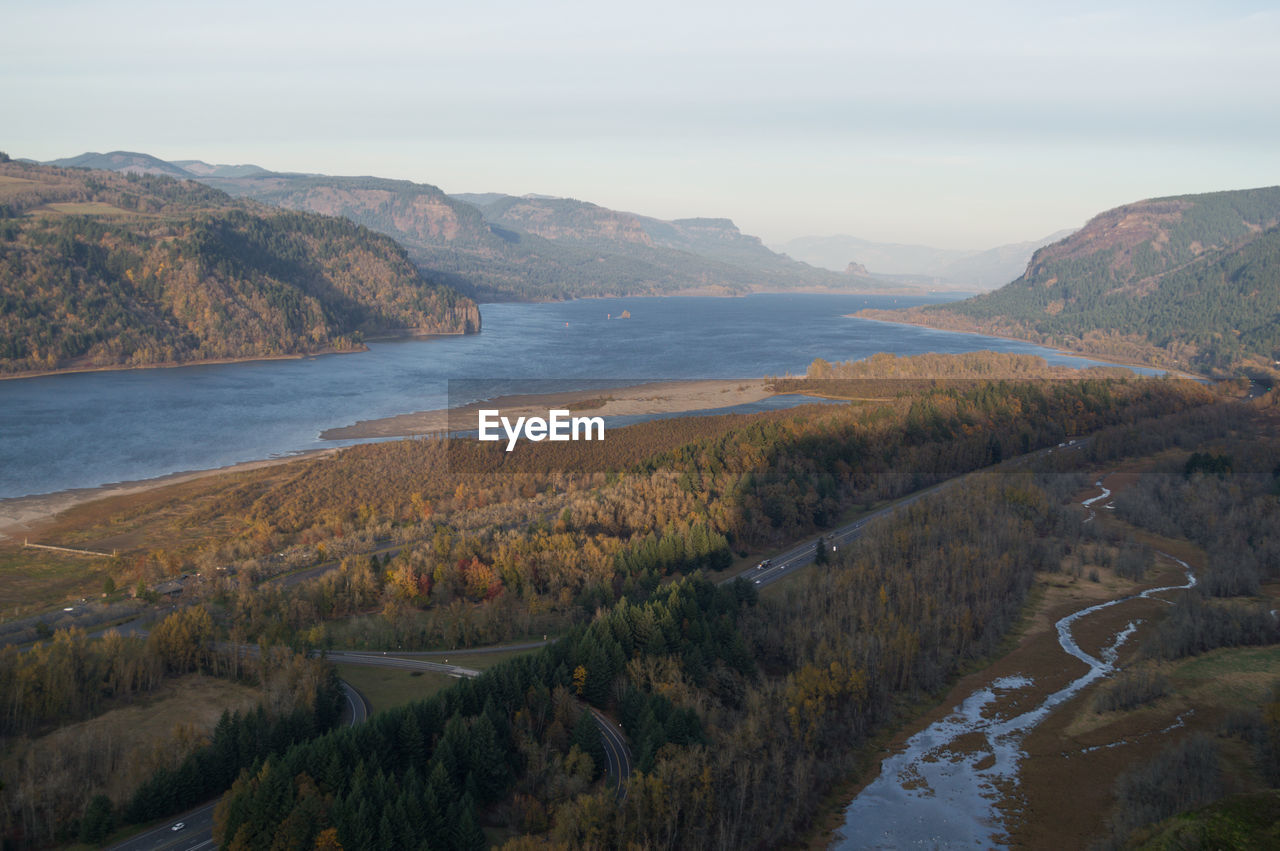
[[831, 479, 1197, 849]]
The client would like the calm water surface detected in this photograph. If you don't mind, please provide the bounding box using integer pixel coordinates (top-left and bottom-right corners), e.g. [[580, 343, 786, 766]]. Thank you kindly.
[[0, 294, 1135, 499]]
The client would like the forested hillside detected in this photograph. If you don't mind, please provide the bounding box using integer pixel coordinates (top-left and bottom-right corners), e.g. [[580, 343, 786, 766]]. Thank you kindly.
[[12, 353, 1257, 847], [204, 392, 1280, 849], [191, 169, 890, 300], [859, 187, 1280, 374], [0, 161, 478, 375], [461, 193, 863, 296]]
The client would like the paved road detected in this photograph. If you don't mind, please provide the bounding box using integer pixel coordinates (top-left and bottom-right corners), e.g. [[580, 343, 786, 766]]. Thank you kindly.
[[330, 650, 634, 797], [725, 439, 1087, 591], [111, 439, 1087, 848], [108, 682, 370, 851], [725, 479, 955, 591], [328, 650, 481, 679], [589, 707, 634, 801]]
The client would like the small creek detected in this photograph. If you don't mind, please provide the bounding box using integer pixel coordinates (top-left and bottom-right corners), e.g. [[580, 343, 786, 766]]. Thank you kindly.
[[831, 479, 1197, 849]]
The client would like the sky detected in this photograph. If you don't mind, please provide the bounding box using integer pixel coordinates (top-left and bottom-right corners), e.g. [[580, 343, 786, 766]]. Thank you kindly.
[[3, 0, 1279, 250]]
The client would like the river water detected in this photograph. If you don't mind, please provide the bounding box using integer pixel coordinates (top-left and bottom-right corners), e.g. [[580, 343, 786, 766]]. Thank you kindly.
[[830, 481, 1197, 849], [0, 294, 1143, 500]]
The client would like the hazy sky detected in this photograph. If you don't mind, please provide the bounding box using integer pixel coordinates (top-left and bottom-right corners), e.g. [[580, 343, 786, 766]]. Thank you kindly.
[[4, 0, 1278, 248]]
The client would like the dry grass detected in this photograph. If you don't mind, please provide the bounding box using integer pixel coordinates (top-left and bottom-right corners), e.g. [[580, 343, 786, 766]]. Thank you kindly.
[[334, 663, 457, 714], [0, 545, 115, 617], [37, 201, 135, 216], [0, 674, 260, 806]]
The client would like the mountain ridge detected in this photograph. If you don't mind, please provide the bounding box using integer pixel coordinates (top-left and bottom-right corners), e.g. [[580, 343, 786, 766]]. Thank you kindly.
[[0, 161, 479, 376], [857, 186, 1280, 375], [39, 152, 912, 301]]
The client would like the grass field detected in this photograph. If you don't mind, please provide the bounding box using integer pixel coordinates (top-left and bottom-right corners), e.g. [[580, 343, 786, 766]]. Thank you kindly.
[[339, 645, 545, 714], [334, 663, 459, 714], [1171, 644, 1280, 708], [37, 201, 136, 216], [0, 544, 114, 618], [0, 674, 260, 805]]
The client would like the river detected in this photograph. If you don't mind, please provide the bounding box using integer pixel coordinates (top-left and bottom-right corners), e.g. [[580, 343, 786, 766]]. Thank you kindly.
[[830, 479, 1196, 849], [0, 294, 1146, 500]]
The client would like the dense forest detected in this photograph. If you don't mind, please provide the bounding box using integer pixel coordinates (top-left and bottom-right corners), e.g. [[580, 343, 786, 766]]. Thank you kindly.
[[92, 359, 1213, 656], [859, 186, 1280, 375], [0, 162, 478, 374], [206, 390, 1280, 849], [8, 355, 1267, 848]]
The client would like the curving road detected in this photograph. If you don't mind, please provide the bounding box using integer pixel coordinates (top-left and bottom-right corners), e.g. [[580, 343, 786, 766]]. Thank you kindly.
[[110, 440, 1088, 847], [108, 682, 370, 851], [328, 650, 633, 796]]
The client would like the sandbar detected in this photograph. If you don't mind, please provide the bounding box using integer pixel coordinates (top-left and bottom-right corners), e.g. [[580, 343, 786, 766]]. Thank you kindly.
[[320, 379, 776, 440]]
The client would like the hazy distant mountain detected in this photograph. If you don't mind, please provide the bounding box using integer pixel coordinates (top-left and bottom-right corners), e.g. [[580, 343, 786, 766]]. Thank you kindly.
[[200, 176, 901, 300], [775, 234, 969, 276], [860, 187, 1280, 374], [45, 150, 193, 178], [938, 232, 1075, 289], [774, 230, 1074, 290], [42, 151, 909, 300], [171, 160, 269, 178], [457, 193, 867, 297], [0, 161, 478, 376]]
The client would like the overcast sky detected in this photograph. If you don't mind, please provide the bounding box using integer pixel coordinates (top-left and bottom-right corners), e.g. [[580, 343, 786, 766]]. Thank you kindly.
[[4, 0, 1278, 249]]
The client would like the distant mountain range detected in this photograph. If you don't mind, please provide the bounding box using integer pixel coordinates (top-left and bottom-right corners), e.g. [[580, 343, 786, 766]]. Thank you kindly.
[[860, 186, 1280, 375], [46, 151, 271, 180], [0, 161, 477, 376], [773, 230, 1075, 291], [40, 151, 908, 302]]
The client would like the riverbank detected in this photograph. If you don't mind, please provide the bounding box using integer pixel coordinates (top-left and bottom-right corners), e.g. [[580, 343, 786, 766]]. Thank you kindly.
[[0, 378, 780, 539], [845, 313, 1207, 379], [0, 346, 368, 382], [0, 450, 336, 543], [319, 378, 776, 440]]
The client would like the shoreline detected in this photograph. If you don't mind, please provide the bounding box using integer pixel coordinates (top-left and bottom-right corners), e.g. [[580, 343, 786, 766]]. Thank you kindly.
[[0, 347, 367, 383], [845, 313, 1207, 379], [0, 328, 476, 383], [0, 450, 337, 543], [320, 378, 777, 440], [0, 377, 778, 539]]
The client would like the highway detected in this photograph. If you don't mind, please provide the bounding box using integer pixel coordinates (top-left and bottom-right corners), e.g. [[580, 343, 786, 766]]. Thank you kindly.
[[109, 441, 1085, 848], [327, 651, 632, 798], [725, 479, 954, 591], [108, 649, 629, 850], [724, 438, 1087, 591], [107, 682, 371, 851]]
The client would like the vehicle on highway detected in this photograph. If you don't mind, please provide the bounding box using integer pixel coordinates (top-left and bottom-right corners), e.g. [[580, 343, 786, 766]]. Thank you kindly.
[[171, 822, 185, 831], [755, 559, 771, 569]]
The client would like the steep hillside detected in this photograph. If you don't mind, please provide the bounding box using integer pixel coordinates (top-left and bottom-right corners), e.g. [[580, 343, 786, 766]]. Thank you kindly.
[[0, 162, 478, 376], [860, 187, 1280, 374], [459, 192, 875, 296]]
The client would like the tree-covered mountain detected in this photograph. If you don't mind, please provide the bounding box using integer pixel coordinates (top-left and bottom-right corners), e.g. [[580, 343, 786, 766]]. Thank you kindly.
[[201, 175, 896, 300], [44, 151, 196, 179], [42, 151, 910, 300], [460, 193, 866, 295], [860, 187, 1280, 375], [0, 162, 479, 375]]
